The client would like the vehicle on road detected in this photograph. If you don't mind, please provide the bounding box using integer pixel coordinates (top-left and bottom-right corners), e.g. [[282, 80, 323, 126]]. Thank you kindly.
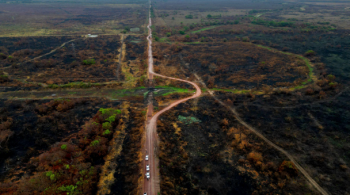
[[146, 172, 150, 180], [146, 165, 150, 171], [145, 155, 149, 160], [144, 193, 147, 195]]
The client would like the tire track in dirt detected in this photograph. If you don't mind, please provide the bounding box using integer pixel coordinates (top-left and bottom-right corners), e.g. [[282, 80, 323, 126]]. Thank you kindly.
[[116, 35, 124, 81], [192, 72, 329, 195], [1, 39, 77, 71], [237, 86, 349, 110]]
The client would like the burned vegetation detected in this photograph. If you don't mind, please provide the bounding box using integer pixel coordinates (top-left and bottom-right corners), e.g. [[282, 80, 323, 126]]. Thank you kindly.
[[0, 98, 146, 195], [1, 36, 122, 84], [156, 97, 316, 195], [153, 42, 310, 89]]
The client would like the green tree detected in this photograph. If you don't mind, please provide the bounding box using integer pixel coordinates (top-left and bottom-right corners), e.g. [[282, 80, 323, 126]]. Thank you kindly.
[[154, 36, 159, 41], [185, 15, 193, 19]]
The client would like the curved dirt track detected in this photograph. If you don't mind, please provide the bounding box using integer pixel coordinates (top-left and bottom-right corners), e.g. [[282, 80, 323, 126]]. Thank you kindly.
[[193, 73, 329, 195], [142, 2, 202, 195], [0, 39, 77, 70]]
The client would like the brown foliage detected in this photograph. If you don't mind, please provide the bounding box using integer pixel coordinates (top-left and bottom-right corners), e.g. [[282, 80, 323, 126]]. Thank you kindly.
[[221, 118, 229, 126], [0, 130, 14, 146], [0, 118, 14, 147], [305, 88, 314, 95], [2, 105, 122, 195], [247, 151, 263, 163], [278, 160, 298, 177]]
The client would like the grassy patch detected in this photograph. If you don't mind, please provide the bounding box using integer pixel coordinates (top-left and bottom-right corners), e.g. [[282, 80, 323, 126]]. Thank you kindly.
[[159, 37, 170, 42], [47, 82, 101, 89], [178, 115, 201, 125], [155, 86, 193, 96], [190, 26, 219, 34]]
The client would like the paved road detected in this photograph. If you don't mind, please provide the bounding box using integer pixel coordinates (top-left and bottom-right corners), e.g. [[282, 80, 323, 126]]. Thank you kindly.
[[142, 1, 202, 194]]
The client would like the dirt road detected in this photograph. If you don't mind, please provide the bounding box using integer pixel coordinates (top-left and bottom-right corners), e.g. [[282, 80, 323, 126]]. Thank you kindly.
[[192, 73, 329, 195], [142, 1, 202, 194]]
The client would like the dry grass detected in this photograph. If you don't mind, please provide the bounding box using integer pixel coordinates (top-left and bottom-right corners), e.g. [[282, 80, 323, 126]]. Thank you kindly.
[[156, 9, 247, 27], [0, 3, 146, 36]]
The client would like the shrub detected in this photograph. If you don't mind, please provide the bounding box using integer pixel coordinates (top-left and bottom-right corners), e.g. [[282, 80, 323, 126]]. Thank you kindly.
[[247, 151, 263, 162], [102, 122, 112, 130], [179, 31, 185, 35], [103, 130, 111, 135], [99, 108, 121, 115], [61, 144, 67, 150], [234, 20, 239, 24], [304, 50, 316, 57], [58, 185, 77, 193], [106, 114, 116, 123], [242, 36, 250, 42], [46, 171, 56, 181], [278, 160, 298, 176], [329, 82, 337, 88], [154, 36, 159, 42], [166, 32, 171, 37], [82, 59, 96, 65], [221, 118, 229, 126], [90, 139, 100, 147], [327, 74, 335, 81], [185, 15, 193, 19]]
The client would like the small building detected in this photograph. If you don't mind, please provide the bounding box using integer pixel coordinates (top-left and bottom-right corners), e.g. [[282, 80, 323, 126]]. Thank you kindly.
[[87, 34, 98, 38]]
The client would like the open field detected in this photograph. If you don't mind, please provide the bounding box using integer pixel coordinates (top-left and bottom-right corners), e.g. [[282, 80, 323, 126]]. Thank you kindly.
[[0, 2, 147, 37]]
